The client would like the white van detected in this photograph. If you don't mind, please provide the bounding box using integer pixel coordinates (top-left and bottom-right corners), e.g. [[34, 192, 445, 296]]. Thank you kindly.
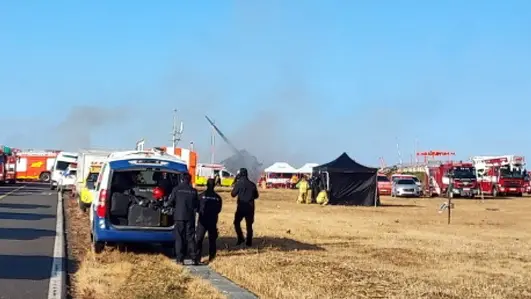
[[58, 164, 78, 194], [50, 151, 78, 190]]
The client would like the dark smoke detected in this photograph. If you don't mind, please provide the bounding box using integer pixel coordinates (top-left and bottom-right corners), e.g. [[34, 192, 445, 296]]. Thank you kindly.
[[2, 105, 131, 151], [53, 105, 131, 150], [221, 150, 263, 183]]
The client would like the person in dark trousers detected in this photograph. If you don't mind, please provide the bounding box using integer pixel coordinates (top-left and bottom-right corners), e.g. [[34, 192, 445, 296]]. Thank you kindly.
[[167, 173, 199, 265], [196, 178, 223, 263], [231, 168, 259, 247]]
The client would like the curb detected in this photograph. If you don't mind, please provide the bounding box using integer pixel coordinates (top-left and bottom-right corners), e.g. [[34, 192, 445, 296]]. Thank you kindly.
[[185, 264, 259, 299], [47, 192, 67, 299]]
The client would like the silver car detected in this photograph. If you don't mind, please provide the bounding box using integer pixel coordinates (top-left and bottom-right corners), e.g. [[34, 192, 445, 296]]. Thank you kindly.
[[391, 178, 420, 197]]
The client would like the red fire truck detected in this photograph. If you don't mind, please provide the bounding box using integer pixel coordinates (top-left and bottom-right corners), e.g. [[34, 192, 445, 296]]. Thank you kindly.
[[471, 155, 526, 197], [524, 172, 531, 194], [426, 161, 479, 198], [0, 146, 17, 184]]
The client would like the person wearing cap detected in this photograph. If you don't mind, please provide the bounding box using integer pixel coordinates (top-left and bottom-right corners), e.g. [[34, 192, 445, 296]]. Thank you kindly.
[[196, 178, 223, 263], [167, 173, 200, 265], [231, 168, 259, 247]]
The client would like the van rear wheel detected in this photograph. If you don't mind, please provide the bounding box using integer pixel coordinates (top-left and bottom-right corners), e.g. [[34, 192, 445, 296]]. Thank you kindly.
[[91, 234, 105, 254], [117, 243, 127, 252]]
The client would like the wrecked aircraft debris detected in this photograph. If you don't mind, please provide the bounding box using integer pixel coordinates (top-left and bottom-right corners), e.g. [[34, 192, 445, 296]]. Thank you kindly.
[[205, 115, 263, 182]]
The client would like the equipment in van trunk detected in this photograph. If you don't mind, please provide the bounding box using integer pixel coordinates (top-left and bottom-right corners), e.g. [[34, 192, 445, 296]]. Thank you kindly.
[[128, 205, 162, 227]]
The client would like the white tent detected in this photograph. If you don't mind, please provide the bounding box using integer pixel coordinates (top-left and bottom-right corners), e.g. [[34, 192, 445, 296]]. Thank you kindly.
[[297, 163, 319, 174], [264, 162, 297, 173]]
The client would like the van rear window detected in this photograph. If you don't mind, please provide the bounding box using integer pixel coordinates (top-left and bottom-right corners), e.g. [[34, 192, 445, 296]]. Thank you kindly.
[[112, 169, 182, 187]]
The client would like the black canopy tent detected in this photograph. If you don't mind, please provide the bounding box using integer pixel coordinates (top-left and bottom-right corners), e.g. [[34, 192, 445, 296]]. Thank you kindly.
[[313, 152, 379, 206]]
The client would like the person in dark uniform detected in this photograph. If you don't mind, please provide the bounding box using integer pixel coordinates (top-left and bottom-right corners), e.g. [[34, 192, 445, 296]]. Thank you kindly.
[[196, 178, 222, 263], [231, 168, 259, 247], [167, 173, 199, 265]]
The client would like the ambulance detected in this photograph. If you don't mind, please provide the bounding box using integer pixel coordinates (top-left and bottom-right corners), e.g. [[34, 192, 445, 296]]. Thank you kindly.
[[195, 163, 235, 187]]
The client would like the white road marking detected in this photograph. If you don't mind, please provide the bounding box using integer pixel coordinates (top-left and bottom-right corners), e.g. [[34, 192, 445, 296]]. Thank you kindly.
[[0, 185, 25, 200], [47, 193, 66, 299]]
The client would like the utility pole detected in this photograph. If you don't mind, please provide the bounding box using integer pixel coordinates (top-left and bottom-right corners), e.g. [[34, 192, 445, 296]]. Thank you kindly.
[[415, 138, 419, 164]]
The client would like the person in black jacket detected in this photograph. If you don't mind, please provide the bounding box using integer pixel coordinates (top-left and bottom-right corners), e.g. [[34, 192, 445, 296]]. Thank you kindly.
[[196, 178, 222, 263], [167, 173, 199, 265], [231, 168, 259, 247]]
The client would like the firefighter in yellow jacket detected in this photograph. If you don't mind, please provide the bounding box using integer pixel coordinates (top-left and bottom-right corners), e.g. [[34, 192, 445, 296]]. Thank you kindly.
[[316, 185, 329, 206], [296, 176, 310, 204]]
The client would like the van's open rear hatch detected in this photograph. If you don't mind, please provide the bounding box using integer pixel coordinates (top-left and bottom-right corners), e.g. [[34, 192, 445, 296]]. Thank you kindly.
[[107, 168, 182, 229]]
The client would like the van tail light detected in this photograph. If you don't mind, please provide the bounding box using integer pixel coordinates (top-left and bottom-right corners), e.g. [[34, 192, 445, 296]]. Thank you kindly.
[[96, 189, 107, 218]]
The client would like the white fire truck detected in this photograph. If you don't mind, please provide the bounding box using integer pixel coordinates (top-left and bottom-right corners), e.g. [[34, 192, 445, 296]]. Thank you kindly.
[[471, 155, 526, 197]]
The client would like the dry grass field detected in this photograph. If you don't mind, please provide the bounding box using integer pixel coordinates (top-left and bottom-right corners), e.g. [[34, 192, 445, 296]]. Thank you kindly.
[[65, 189, 531, 299]]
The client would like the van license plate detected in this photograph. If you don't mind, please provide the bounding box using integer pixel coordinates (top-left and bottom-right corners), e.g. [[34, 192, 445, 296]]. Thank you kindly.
[[463, 188, 470, 191]]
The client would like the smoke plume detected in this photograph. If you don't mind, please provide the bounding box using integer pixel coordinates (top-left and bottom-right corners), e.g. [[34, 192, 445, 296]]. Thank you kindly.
[[52, 105, 131, 150], [1, 105, 131, 151]]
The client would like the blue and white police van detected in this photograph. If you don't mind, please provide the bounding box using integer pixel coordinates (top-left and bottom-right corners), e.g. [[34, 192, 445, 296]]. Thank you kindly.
[[90, 149, 188, 253]]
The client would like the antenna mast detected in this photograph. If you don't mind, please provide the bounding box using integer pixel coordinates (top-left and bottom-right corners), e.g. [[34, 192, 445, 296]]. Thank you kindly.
[[171, 109, 182, 148], [396, 137, 403, 165]]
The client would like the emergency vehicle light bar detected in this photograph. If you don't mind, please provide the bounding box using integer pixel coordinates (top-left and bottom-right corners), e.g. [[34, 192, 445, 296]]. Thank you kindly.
[[200, 163, 224, 169], [128, 160, 169, 166]]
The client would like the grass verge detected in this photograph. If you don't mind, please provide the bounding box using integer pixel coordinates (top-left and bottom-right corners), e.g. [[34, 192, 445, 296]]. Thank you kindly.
[[64, 195, 225, 299]]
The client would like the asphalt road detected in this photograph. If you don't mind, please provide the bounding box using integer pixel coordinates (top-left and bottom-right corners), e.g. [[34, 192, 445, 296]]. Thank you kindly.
[[0, 182, 58, 299]]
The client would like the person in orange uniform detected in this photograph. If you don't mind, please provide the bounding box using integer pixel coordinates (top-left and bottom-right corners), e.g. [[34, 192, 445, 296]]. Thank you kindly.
[[290, 174, 299, 189]]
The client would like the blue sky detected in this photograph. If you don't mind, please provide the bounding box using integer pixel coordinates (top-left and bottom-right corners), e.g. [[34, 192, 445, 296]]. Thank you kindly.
[[1, 1, 530, 167]]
